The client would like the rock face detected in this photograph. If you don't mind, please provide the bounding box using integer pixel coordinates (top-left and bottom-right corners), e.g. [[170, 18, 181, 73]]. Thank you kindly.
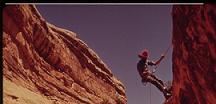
[[166, 4, 216, 104], [3, 5, 126, 104]]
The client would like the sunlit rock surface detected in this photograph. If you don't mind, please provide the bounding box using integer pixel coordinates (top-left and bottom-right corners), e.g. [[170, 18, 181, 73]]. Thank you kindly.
[[3, 5, 126, 104]]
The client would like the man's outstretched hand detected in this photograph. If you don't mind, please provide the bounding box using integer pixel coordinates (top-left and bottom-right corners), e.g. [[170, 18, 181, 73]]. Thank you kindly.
[[155, 54, 165, 65], [161, 54, 165, 59]]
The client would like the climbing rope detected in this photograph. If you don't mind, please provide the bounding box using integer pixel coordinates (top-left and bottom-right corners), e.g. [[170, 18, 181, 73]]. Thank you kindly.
[[150, 84, 152, 104], [164, 43, 172, 56], [148, 43, 172, 104], [154, 43, 172, 70]]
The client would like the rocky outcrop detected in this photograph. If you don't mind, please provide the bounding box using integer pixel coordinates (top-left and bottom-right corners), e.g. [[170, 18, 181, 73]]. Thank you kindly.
[[166, 4, 216, 104], [3, 5, 126, 104]]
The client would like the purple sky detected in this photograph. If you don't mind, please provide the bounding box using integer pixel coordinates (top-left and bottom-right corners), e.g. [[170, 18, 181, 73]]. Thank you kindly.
[[36, 5, 173, 104]]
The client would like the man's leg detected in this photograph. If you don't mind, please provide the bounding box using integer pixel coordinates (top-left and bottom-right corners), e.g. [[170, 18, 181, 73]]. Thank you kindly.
[[150, 74, 165, 86], [141, 70, 164, 89], [146, 75, 171, 99], [149, 72, 171, 93], [146, 76, 165, 92], [141, 70, 172, 98]]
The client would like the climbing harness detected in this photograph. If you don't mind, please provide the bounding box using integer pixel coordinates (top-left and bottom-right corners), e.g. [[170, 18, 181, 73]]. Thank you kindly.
[[151, 67, 156, 73]]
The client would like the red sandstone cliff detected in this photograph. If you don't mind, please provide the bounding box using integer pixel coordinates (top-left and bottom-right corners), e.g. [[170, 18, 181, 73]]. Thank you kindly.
[[3, 5, 126, 104], [166, 4, 216, 104]]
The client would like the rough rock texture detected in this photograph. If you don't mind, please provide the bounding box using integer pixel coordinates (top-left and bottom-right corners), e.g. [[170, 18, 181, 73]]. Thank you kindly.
[[166, 4, 216, 104], [3, 5, 126, 104]]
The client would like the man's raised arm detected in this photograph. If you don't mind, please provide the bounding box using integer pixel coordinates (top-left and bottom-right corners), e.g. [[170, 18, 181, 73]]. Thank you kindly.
[[155, 54, 165, 65]]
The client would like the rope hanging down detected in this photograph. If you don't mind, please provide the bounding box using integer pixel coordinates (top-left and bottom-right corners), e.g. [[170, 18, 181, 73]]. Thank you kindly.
[[150, 84, 152, 104], [149, 43, 172, 104]]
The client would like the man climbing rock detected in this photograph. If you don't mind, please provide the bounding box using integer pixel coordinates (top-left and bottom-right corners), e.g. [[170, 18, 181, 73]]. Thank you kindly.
[[137, 49, 171, 99]]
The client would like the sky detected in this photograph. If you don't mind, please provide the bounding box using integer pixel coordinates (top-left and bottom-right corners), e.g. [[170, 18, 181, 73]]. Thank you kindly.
[[36, 5, 173, 104]]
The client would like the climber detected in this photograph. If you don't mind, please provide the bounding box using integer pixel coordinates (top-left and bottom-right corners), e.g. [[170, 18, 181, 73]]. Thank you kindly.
[[137, 49, 171, 99]]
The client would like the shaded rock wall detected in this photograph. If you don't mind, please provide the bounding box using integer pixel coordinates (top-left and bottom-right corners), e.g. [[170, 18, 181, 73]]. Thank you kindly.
[[3, 5, 126, 104], [166, 4, 216, 104]]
